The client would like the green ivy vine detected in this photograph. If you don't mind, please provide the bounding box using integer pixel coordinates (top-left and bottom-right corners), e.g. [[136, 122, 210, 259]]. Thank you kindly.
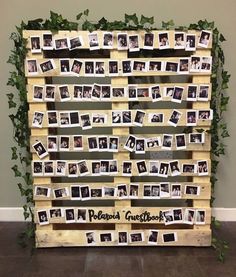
[[7, 11, 230, 259]]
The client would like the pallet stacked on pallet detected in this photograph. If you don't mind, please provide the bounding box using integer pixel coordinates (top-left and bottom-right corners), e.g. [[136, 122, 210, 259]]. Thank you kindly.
[[24, 30, 212, 247]]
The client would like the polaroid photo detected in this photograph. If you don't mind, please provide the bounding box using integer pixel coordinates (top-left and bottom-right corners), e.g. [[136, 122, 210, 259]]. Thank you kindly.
[[190, 56, 201, 72], [54, 37, 69, 50], [109, 136, 119, 152], [134, 110, 146, 127], [163, 86, 174, 98], [59, 111, 70, 127], [69, 36, 83, 50], [87, 136, 98, 152], [78, 160, 89, 176], [109, 160, 118, 174], [137, 87, 149, 98], [128, 34, 139, 52], [128, 86, 137, 100], [133, 60, 147, 72], [80, 113, 92, 130], [148, 61, 163, 72], [80, 185, 91, 200], [44, 161, 54, 176], [70, 185, 81, 200], [70, 59, 83, 75], [175, 134, 186, 150], [158, 32, 170, 49], [184, 209, 195, 225], [91, 188, 102, 198], [112, 111, 122, 125], [73, 85, 83, 100], [53, 187, 69, 199], [129, 232, 144, 243], [47, 111, 58, 127], [92, 113, 107, 125], [118, 231, 128, 245], [189, 133, 205, 144], [122, 161, 132, 176], [165, 61, 179, 73], [169, 160, 181, 177], [198, 109, 213, 120], [42, 33, 53, 50], [58, 85, 71, 101], [197, 160, 209, 176], [91, 84, 101, 100], [144, 33, 154, 50], [158, 162, 170, 178], [162, 232, 177, 243], [198, 30, 211, 48], [108, 60, 119, 76], [148, 113, 164, 124], [55, 161, 67, 176], [150, 85, 162, 102], [162, 209, 174, 225], [112, 87, 126, 98], [168, 109, 182, 127], [146, 137, 161, 149], [88, 32, 99, 50], [124, 135, 136, 152], [37, 210, 49, 225], [182, 163, 197, 174], [91, 161, 101, 176], [77, 208, 87, 222], [122, 110, 132, 125], [32, 141, 48, 159], [198, 85, 210, 101], [47, 136, 58, 152], [95, 61, 105, 76], [172, 86, 184, 103], [83, 86, 93, 100], [35, 186, 51, 198], [201, 56, 212, 73], [160, 183, 170, 198], [174, 32, 185, 49], [65, 208, 75, 223], [101, 85, 111, 100], [84, 61, 95, 76], [136, 160, 148, 176], [122, 60, 132, 75], [171, 184, 182, 199], [100, 232, 113, 243], [100, 160, 110, 175], [149, 161, 159, 176], [39, 59, 55, 74], [68, 162, 78, 177], [185, 34, 196, 51], [151, 184, 160, 198], [32, 111, 44, 128], [184, 184, 200, 196], [44, 85, 55, 102], [103, 32, 113, 49], [59, 59, 70, 74], [59, 136, 70, 151], [72, 135, 83, 151], [117, 33, 128, 50], [187, 85, 198, 101], [148, 230, 158, 245], [162, 134, 173, 150], [179, 58, 189, 74], [143, 185, 152, 198], [196, 209, 206, 225], [27, 59, 38, 75], [173, 208, 183, 223], [86, 232, 96, 245], [129, 184, 139, 198], [117, 184, 128, 198], [70, 111, 80, 127], [186, 110, 197, 126], [49, 208, 63, 219], [103, 187, 116, 197], [135, 138, 145, 154], [33, 85, 44, 102]]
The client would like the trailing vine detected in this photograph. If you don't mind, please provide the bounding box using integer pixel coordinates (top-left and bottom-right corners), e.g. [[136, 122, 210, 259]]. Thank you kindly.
[[7, 11, 230, 259]]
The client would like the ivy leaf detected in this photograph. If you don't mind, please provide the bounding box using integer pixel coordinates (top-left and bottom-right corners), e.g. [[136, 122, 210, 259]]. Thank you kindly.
[[17, 183, 25, 196], [11, 146, 18, 160], [219, 33, 226, 42], [162, 20, 175, 30], [11, 165, 22, 177], [125, 13, 139, 26], [97, 17, 108, 30], [83, 9, 89, 16], [140, 15, 154, 26], [76, 13, 83, 21]]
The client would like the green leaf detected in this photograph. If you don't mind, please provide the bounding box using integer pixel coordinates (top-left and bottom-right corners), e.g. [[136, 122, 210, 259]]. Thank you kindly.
[[11, 165, 22, 177], [125, 13, 139, 26], [76, 13, 83, 21], [219, 33, 226, 42], [83, 9, 89, 16], [11, 146, 18, 160], [140, 15, 154, 26]]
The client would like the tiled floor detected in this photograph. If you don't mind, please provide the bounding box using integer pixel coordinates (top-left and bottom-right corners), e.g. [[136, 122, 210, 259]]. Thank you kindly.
[[0, 222, 235, 277]]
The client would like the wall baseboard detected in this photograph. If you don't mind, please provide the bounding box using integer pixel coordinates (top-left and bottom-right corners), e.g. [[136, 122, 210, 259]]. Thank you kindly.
[[0, 207, 236, 222]]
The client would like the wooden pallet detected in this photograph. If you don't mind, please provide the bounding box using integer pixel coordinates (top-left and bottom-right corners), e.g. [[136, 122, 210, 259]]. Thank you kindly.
[[24, 30, 212, 247]]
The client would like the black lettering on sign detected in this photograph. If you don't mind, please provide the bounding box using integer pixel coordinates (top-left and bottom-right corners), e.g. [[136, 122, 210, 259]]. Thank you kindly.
[[88, 209, 120, 222]]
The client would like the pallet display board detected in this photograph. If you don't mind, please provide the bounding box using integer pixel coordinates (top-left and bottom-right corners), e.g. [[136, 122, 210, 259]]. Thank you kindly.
[[24, 29, 212, 247]]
